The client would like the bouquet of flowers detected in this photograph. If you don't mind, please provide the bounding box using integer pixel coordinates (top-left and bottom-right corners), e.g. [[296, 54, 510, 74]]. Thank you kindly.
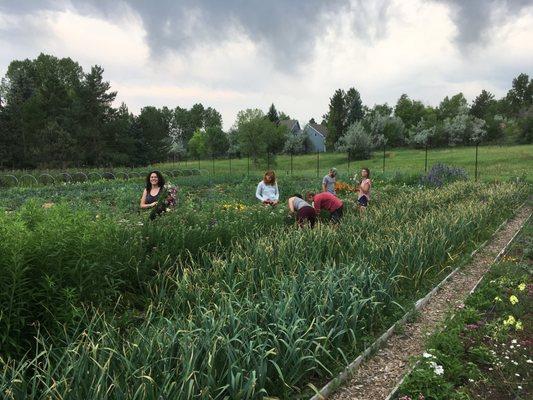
[[150, 184, 178, 220], [334, 181, 358, 195]]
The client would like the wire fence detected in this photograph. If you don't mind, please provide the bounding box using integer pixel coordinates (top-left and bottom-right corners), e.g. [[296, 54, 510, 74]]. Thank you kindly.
[[1, 144, 526, 188]]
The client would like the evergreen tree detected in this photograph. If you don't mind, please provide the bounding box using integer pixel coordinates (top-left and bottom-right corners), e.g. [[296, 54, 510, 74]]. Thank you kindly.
[[326, 89, 346, 149], [345, 87, 364, 126], [267, 103, 280, 125]]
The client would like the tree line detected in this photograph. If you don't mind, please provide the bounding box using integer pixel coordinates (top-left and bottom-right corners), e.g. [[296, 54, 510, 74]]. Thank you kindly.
[[324, 75, 532, 159], [0, 53, 531, 169]]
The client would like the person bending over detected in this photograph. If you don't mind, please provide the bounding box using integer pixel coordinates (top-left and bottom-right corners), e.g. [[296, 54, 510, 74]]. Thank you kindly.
[[306, 191, 344, 224], [288, 194, 316, 228]]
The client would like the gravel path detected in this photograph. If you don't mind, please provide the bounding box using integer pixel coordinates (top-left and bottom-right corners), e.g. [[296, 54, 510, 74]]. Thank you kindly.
[[329, 206, 531, 400]]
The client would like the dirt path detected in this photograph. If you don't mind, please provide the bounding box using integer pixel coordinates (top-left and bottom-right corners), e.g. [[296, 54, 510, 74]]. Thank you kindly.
[[328, 206, 531, 400]]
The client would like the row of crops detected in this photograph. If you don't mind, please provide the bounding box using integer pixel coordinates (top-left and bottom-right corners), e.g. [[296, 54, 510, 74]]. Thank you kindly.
[[0, 174, 529, 399]]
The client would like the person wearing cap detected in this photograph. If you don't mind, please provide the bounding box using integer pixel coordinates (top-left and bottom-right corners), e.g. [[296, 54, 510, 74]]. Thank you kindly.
[[322, 168, 337, 195]]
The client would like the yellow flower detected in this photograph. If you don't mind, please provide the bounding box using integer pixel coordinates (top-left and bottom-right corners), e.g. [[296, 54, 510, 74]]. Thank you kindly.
[[518, 283, 526, 292], [509, 295, 519, 305], [494, 296, 502, 302], [503, 315, 516, 326], [515, 321, 523, 331]]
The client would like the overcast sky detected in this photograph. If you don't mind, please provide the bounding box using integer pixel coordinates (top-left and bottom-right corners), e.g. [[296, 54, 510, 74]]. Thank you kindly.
[[1, 0, 532, 129]]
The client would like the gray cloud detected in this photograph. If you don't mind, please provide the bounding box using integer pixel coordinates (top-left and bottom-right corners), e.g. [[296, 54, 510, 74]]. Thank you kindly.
[[434, 0, 533, 48], [0, 0, 395, 72], [2, 0, 532, 67]]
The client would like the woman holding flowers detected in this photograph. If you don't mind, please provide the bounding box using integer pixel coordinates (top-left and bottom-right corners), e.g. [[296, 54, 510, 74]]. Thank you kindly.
[[357, 167, 372, 208], [140, 170, 165, 209], [256, 170, 279, 206]]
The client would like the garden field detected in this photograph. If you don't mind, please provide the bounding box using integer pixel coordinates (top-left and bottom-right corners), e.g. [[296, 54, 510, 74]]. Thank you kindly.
[[0, 164, 531, 399], [1, 144, 532, 188]]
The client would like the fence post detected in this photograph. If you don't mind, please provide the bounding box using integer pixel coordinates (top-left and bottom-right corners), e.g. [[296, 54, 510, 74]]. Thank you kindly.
[[316, 151, 319, 178], [347, 151, 350, 173], [290, 152, 293, 176], [475, 143, 479, 182], [424, 142, 428, 173], [382, 143, 386, 173]]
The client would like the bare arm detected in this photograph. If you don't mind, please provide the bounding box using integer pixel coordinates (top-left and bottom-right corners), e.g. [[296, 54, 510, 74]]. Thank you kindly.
[[140, 189, 156, 209], [322, 176, 328, 192], [313, 198, 321, 213], [288, 197, 295, 213], [255, 182, 264, 201]]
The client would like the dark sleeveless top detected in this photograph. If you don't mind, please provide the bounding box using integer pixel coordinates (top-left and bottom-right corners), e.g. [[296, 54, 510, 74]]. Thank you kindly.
[[146, 188, 161, 204]]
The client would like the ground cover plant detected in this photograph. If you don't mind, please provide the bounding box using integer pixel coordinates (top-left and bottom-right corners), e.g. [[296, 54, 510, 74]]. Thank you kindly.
[[0, 170, 530, 399], [395, 219, 532, 400]]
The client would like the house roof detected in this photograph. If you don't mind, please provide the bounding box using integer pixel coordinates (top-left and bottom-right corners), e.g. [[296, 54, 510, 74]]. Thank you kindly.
[[279, 119, 299, 131], [308, 123, 328, 137]]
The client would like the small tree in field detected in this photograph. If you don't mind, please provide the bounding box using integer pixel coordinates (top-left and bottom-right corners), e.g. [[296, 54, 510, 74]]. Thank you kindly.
[[283, 131, 308, 154], [187, 129, 206, 158], [336, 121, 374, 160]]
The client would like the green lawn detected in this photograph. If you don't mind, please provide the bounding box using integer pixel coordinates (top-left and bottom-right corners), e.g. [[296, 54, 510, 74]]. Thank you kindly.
[[157, 144, 532, 182]]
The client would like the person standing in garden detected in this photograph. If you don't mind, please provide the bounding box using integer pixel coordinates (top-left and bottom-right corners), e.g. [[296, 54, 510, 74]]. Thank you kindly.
[[322, 168, 337, 195], [306, 191, 344, 223], [256, 170, 280, 205], [357, 167, 372, 209], [140, 170, 165, 209], [288, 194, 316, 228]]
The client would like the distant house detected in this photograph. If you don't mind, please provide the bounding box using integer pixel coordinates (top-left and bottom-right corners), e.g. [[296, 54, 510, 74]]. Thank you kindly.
[[303, 123, 327, 152], [279, 119, 301, 134]]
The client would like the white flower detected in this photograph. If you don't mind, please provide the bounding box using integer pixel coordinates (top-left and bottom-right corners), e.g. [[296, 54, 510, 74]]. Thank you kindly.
[[518, 386, 522, 390], [526, 359, 532, 364], [429, 361, 444, 375], [423, 352, 434, 358], [515, 373, 520, 377], [511, 339, 517, 344]]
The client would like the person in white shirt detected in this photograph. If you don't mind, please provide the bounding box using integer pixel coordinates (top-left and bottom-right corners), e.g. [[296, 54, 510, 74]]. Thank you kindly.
[[256, 170, 279, 205]]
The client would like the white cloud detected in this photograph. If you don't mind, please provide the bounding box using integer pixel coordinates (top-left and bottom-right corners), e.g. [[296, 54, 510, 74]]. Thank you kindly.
[[1, 0, 532, 129]]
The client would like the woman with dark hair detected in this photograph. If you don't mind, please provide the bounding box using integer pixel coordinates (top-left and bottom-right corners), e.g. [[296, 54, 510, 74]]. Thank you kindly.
[[140, 170, 165, 209], [256, 170, 279, 205], [288, 194, 316, 228], [357, 167, 371, 209]]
